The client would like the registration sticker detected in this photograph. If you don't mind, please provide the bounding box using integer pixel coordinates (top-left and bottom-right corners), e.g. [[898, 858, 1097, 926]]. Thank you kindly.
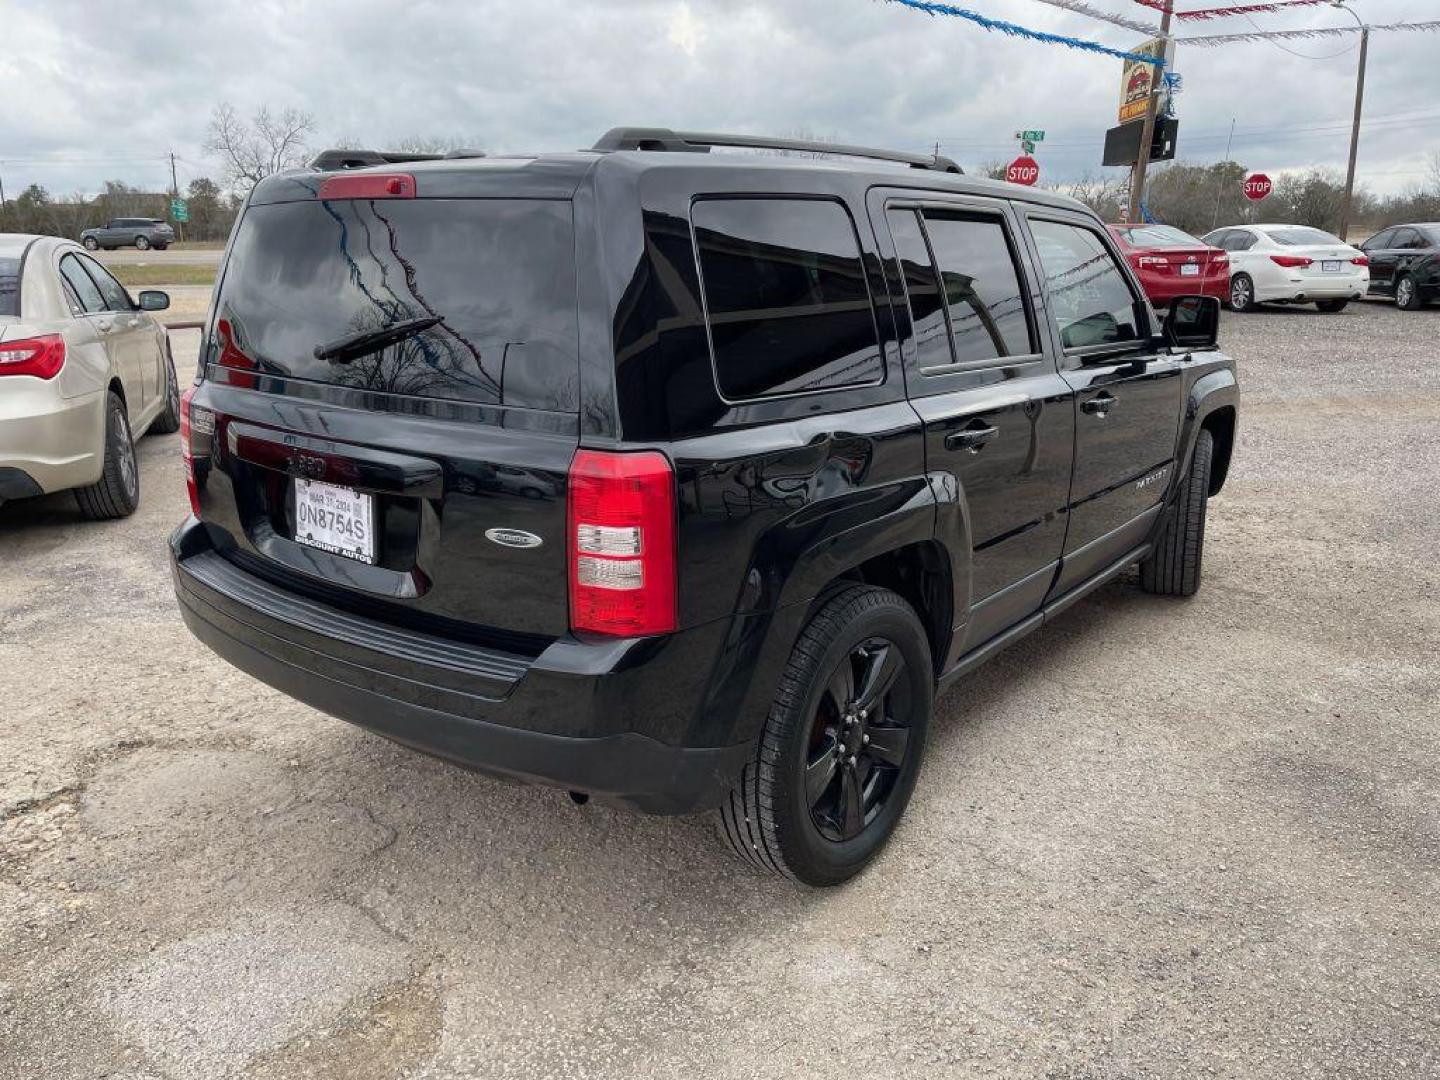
[[294, 478, 375, 564]]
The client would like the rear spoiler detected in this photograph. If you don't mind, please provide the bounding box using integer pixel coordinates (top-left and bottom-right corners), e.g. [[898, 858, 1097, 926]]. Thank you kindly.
[[309, 148, 486, 171]]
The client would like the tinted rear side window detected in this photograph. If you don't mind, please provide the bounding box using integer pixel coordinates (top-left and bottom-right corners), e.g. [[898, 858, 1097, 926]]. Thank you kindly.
[[0, 257, 19, 317], [691, 198, 881, 400], [209, 198, 578, 411], [921, 211, 1033, 364]]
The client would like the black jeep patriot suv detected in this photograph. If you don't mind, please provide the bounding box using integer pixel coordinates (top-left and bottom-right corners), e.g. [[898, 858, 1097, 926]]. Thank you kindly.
[[171, 129, 1238, 885]]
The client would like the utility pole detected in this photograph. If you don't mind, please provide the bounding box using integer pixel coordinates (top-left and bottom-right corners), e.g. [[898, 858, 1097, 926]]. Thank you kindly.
[[1210, 117, 1236, 232], [1337, 1, 1368, 242], [168, 150, 184, 242], [1128, 1, 1173, 223]]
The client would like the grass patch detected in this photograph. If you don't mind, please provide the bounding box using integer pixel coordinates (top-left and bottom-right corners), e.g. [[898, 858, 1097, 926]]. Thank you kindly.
[[111, 264, 216, 288]]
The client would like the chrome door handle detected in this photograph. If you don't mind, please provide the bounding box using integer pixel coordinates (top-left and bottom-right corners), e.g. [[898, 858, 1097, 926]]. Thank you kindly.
[[945, 424, 999, 452], [1081, 394, 1117, 417]]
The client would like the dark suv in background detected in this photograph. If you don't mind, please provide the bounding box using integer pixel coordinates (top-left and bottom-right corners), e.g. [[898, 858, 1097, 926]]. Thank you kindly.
[[1360, 223, 1439, 310], [171, 129, 1238, 885], [81, 218, 175, 251]]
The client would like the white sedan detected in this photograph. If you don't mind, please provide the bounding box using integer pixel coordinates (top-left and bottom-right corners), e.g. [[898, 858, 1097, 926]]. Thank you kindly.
[[1200, 224, 1369, 313], [1, 233, 180, 518]]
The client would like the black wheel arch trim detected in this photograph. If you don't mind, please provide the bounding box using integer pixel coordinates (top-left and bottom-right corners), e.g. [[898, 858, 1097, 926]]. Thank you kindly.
[[1179, 366, 1238, 498]]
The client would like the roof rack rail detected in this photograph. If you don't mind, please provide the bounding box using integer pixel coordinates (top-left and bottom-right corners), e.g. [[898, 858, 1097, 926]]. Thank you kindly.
[[591, 127, 962, 174], [308, 149, 448, 171]]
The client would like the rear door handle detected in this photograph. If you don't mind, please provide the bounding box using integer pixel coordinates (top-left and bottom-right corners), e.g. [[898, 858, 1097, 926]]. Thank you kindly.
[[1081, 393, 1117, 417], [945, 423, 1000, 452]]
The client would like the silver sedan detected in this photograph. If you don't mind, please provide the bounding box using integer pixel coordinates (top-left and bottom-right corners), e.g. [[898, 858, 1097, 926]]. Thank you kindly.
[[0, 233, 181, 518]]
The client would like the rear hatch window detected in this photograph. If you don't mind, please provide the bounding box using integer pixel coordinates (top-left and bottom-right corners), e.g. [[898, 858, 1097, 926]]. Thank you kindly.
[[0, 257, 19, 317], [209, 198, 578, 412]]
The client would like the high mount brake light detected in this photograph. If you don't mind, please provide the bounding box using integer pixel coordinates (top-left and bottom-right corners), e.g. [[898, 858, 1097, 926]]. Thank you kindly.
[[317, 173, 416, 200], [1270, 254, 1314, 268], [567, 449, 677, 637], [0, 334, 65, 379]]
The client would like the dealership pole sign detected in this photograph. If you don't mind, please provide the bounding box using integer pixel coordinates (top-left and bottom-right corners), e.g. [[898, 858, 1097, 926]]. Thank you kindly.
[[1118, 35, 1174, 124], [1243, 173, 1272, 201]]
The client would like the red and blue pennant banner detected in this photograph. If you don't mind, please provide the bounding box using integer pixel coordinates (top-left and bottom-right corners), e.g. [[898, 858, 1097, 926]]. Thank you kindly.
[[1180, 18, 1440, 44], [886, 0, 1167, 65], [1135, 0, 1353, 18]]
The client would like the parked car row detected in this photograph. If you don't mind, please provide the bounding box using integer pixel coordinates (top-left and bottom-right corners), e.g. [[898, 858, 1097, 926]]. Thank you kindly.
[[0, 233, 180, 517], [1109, 219, 1438, 314]]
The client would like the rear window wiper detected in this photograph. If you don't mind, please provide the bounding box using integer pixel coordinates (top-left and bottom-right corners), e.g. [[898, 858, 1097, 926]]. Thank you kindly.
[[314, 316, 444, 364]]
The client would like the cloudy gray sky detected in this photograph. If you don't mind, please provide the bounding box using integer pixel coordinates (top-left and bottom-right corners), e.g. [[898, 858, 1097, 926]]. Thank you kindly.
[[2, 0, 1437, 200]]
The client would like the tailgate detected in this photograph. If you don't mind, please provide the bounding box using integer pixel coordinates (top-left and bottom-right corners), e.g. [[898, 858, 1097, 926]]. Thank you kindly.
[[189, 192, 580, 643]]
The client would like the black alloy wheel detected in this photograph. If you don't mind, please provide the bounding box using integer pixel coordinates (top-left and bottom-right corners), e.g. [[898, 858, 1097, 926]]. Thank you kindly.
[[718, 585, 933, 886], [804, 637, 914, 842]]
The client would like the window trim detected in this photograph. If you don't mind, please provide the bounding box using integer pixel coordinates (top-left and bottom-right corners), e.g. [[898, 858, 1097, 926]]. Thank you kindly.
[[75, 250, 135, 312], [57, 252, 109, 316], [885, 197, 1047, 378], [688, 193, 886, 406], [1024, 212, 1154, 365]]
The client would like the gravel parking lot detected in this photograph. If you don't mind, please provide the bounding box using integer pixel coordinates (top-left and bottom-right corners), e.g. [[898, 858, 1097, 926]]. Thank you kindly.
[[2, 301, 1437, 1079]]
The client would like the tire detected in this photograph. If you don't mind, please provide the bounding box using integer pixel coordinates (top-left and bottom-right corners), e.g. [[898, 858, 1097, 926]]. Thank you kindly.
[[1395, 274, 1422, 311], [134, 236, 151, 251], [1228, 274, 1255, 312], [718, 585, 932, 886], [1139, 429, 1214, 597], [149, 347, 181, 435], [1316, 299, 1348, 313], [82, 236, 99, 251], [74, 392, 140, 520]]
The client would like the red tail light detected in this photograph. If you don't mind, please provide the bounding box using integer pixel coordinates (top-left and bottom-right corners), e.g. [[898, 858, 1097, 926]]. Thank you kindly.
[[0, 334, 65, 379], [1212, 252, 1229, 264], [1351, 255, 1369, 267], [1270, 255, 1313, 268], [179, 386, 200, 517], [567, 449, 677, 637], [317, 173, 416, 200], [1136, 255, 1170, 269]]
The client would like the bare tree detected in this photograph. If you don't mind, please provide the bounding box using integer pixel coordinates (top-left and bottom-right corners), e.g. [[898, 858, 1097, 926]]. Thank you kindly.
[[205, 102, 315, 193], [393, 135, 485, 155]]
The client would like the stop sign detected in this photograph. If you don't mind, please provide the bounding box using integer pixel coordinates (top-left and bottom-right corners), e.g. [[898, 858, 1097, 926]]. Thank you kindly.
[[1243, 173, 1272, 201], [1006, 155, 1040, 186]]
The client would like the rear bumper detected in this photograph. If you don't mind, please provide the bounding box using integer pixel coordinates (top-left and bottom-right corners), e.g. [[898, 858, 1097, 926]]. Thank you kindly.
[[1254, 273, 1367, 302], [1139, 275, 1228, 305], [170, 518, 752, 814], [0, 385, 106, 494]]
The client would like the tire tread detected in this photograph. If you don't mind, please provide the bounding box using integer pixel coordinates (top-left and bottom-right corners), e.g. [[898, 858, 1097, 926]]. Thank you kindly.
[[1139, 429, 1213, 596]]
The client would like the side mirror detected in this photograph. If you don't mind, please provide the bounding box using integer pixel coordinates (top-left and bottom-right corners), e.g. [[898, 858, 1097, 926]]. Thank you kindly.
[[1164, 294, 1220, 351], [137, 290, 170, 312]]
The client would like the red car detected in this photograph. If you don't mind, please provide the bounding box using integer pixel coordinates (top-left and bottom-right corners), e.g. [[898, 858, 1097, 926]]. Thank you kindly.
[[1107, 224, 1228, 308]]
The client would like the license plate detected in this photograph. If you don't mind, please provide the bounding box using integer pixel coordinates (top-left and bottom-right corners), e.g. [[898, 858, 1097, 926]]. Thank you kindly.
[[1322, 260, 1342, 272], [294, 478, 375, 564], [1180, 263, 1200, 276]]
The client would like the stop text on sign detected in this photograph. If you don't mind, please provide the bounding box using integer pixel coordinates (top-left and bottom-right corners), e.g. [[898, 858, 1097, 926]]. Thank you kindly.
[[1007, 155, 1040, 186], [1243, 173, 1272, 201]]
